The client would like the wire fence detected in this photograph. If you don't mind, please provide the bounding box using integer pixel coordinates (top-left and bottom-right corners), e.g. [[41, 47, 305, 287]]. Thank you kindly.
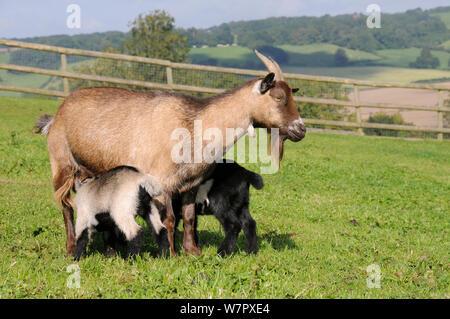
[[0, 38, 449, 140]]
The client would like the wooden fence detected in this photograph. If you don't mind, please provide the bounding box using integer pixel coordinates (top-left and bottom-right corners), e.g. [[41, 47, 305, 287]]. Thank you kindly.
[[0, 38, 449, 140]]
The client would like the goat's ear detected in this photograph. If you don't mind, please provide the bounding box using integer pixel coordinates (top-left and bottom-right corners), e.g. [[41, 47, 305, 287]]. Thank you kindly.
[[292, 88, 299, 93], [260, 73, 275, 94]]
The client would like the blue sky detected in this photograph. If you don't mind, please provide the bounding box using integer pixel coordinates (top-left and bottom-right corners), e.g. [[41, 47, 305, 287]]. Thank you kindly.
[[0, 0, 448, 38]]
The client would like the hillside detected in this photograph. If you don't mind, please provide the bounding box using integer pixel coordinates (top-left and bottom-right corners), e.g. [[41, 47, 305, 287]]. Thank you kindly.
[[183, 7, 450, 52], [6, 6, 450, 55]]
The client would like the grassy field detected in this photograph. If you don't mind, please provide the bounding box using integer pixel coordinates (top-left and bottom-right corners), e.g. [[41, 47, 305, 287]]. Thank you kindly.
[[0, 96, 449, 299], [189, 44, 381, 68], [188, 45, 450, 82], [280, 43, 381, 65], [189, 45, 255, 69], [376, 48, 450, 70], [283, 65, 450, 82]]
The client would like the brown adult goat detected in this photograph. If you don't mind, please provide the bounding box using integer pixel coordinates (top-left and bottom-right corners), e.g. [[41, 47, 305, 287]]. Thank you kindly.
[[35, 50, 306, 256]]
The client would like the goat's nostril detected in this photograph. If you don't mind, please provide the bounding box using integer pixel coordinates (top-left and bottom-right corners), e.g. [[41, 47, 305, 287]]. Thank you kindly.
[[299, 124, 307, 133]]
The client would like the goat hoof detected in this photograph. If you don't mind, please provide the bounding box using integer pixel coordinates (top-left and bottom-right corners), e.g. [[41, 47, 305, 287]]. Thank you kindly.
[[217, 248, 231, 257], [72, 252, 84, 261], [184, 246, 201, 256], [66, 243, 76, 255], [104, 247, 117, 258]]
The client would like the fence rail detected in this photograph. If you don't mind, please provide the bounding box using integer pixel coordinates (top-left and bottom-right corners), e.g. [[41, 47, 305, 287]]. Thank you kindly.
[[0, 38, 449, 139]]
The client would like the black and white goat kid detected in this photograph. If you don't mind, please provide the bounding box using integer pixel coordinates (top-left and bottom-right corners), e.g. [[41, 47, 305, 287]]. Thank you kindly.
[[72, 166, 168, 259], [175, 162, 264, 256]]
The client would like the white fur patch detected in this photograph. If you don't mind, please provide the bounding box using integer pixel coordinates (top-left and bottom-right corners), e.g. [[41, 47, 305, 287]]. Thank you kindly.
[[252, 80, 262, 95], [289, 117, 304, 130], [41, 118, 53, 135], [149, 202, 165, 235], [247, 123, 256, 138], [196, 179, 214, 206]]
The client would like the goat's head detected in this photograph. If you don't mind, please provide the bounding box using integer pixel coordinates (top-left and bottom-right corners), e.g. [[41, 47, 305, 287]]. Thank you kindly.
[[250, 50, 306, 143]]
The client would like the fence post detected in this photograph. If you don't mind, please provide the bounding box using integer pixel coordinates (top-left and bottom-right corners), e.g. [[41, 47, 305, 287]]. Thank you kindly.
[[166, 66, 173, 88], [437, 90, 444, 141], [60, 54, 69, 95], [353, 85, 363, 135]]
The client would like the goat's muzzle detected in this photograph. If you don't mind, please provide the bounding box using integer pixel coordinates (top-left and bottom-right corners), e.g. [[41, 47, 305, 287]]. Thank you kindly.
[[287, 121, 306, 142]]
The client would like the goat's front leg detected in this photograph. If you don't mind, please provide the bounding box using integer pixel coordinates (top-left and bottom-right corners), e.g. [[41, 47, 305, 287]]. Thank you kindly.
[[182, 189, 201, 256], [163, 192, 177, 257]]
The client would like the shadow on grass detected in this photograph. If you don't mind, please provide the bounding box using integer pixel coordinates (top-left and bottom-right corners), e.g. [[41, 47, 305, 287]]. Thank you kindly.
[[85, 230, 162, 259], [191, 229, 298, 253], [83, 226, 298, 260]]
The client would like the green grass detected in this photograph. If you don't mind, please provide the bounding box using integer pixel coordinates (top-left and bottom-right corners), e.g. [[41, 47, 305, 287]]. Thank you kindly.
[[280, 44, 381, 65], [189, 45, 255, 68], [0, 96, 449, 299], [190, 45, 252, 60], [376, 48, 450, 70]]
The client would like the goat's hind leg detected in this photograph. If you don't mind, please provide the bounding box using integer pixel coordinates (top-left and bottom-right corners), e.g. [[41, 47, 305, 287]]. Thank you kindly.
[[51, 165, 77, 254], [239, 205, 258, 254], [113, 213, 143, 259], [48, 130, 79, 255], [216, 213, 242, 257]]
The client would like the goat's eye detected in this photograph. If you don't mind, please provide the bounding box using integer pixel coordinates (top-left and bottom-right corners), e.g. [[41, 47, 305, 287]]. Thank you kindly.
[[274, 96, 282, 102]]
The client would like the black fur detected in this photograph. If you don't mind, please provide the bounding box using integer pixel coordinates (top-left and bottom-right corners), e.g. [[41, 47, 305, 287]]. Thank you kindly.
[[73, 228, 89, 260], [260, 73, 275, 94], [137, 186, 170, 258], [174, 162, 263, 256]]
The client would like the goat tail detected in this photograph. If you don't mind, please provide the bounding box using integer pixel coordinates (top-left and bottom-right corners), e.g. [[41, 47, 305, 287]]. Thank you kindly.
[[244, 170, 264, 190], [34, 114, 54, 135], [54, 169, 75, 208], [140, 175, 163, 198]]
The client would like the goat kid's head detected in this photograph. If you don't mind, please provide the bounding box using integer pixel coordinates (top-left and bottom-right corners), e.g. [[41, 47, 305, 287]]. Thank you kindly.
[[251, 50, 306, 143]]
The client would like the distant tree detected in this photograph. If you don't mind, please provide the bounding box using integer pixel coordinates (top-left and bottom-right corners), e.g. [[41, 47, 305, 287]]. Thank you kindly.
[[211, 24, 234, 45], [334, 48, 349, 66], [122, 10, 189, 62], [409, 47, 440, 69], [71, 11, 189, 90]]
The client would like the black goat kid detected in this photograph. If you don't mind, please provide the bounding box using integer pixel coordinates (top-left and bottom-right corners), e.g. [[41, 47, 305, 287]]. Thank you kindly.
[[174, 162, 264, 256]]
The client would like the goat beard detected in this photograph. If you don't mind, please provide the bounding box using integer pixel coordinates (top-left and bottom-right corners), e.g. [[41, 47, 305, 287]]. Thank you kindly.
[[268, 133, 286, 171]]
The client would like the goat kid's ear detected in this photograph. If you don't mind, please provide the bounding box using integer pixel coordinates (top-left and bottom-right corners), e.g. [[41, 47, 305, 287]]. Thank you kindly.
[[260, 72, 275, 94]]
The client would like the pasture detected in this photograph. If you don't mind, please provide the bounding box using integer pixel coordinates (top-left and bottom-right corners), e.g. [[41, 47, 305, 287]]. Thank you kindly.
[[188, 45, 450, 82], [282, 66, 450, 83], [0, 96, 449, 298]]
